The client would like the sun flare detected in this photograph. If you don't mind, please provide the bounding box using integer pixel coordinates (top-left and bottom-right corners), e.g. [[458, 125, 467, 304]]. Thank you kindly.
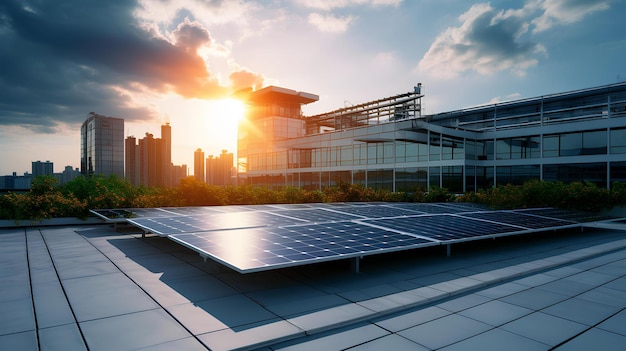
[[209, 98, 246, 123]]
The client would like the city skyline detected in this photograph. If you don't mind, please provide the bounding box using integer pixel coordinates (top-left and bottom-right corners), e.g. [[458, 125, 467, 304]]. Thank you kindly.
[[1, 0, 625, 175]]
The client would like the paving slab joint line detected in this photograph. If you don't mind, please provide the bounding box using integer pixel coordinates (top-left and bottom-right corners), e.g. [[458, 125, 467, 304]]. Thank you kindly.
[[231, 238, 626, 351]]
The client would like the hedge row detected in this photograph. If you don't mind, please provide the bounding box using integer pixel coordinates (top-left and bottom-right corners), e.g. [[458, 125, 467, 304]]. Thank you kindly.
[[1, 175, 625, 220]]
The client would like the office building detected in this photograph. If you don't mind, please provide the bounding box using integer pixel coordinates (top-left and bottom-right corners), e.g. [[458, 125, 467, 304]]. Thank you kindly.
[[206, 150, 234, 186], [194, 148, 205, 182], [238, 83, 626, 191], [32, 160, 53, 179], [81, 112, 124, 177]]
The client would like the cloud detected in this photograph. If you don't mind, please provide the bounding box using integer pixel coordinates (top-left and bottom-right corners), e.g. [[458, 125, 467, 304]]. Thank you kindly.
[[417, 0, 610, 79], [297, 0, 402, 11], [0, 0, 264, 131], [418, 3, 545, 79], [531, 0, 610, 32], [228, 64, 265, 92], [308, 13, 356, 33]]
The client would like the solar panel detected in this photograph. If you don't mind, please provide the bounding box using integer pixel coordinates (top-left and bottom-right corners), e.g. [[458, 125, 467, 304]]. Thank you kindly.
[[128, 211, 307, 236], [361, 214, 525, 242], [327, 205, 424, 218], [101, 202, 620, 274], [157, 206, 224, 216], [168, 221, 438, 273], [270, 208, 362, 222], [512, 208, 615, 223], [385, 203, 468, 214], [90, 208, 173, 222], [457, 211, 578, 230]]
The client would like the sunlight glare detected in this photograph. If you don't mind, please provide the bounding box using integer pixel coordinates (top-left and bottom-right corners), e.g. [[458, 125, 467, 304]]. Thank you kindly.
[[209, 98, 246, 124]]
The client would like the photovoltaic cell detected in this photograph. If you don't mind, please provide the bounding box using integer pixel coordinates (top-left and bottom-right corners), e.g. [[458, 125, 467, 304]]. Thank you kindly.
[[270, 208, 362, 222], [328, 205, 424, 218], [457, 211, 577, 230], [362, 214, 524, 242], [168, 221, 438, 273], [385, 203, 468, 214], [128, 211, 306, 235], [512, 208, 616, 223]]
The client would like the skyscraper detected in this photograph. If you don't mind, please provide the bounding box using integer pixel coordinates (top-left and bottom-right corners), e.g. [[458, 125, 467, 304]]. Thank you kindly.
[[194, 148, 205, 182], [161, 123, 172, 187], [81, 112, 124, 177], [125, 123, 174, 187]]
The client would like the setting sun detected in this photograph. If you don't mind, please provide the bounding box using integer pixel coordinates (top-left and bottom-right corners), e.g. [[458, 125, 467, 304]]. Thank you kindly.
[[208, 98, 246, 125]]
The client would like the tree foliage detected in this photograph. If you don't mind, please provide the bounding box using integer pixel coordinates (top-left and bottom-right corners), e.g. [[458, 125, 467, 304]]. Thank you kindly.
[[2, 176, 626, 220]]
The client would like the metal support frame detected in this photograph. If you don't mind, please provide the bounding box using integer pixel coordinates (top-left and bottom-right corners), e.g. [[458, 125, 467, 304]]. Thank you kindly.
[[446, 244, 451, 257], [351, 256, 362, 273]]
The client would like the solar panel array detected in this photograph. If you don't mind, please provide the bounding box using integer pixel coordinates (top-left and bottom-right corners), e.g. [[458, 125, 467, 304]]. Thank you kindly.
[[91, 202, 616, 273]]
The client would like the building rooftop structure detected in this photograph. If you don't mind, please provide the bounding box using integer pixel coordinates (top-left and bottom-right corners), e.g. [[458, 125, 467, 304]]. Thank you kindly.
[[1, 206, 626, 350]]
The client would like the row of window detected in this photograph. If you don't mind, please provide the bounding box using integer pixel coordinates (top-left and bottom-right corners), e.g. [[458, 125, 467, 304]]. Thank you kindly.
[[246, 162, 626, 192], [246, 129, 626, 170]]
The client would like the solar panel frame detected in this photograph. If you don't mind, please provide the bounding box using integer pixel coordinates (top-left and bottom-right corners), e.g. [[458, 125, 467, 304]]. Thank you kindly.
[[90, 208, 174, 222]]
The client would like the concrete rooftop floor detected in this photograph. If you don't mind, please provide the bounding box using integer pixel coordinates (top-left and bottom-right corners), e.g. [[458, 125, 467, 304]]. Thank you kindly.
[[1, 222, 626, 350]]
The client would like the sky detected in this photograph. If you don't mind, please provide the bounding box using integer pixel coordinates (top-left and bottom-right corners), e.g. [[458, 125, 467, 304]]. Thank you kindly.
[[1, 0, 625, 176]]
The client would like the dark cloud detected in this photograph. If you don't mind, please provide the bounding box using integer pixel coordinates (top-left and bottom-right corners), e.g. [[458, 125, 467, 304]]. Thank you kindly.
[[0, 0, 238, 131]]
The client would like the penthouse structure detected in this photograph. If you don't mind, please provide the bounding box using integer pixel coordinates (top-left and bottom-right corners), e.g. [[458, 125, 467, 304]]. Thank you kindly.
[[237, 83, 626, 192]]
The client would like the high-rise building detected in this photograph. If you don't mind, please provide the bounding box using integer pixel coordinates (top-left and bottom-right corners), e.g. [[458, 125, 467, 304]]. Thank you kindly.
[[32, 160, 53, 179], [194, 148, 205, 182], [172, 164, 187, 186], [125, 123, 174, 187], [81, 112, 124, 177], [125, 136, 139, 186], [161, 123, 172, 187], [206, 150, 234, 186]]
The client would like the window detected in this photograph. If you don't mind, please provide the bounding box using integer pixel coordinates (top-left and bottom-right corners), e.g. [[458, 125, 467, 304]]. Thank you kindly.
[[610, 129, 626, 154]]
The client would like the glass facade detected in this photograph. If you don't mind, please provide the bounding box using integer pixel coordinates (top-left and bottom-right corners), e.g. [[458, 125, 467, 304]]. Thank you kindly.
[[240, 83, 626, 191], [81, 113, 124, 177]]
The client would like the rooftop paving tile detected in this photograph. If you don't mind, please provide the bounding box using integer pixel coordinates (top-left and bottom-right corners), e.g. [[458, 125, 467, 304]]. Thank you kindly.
[[1, 220, 626, 350], [372, 305, 451, 332], [270, 323, 388, 351], [397, 313, 492, 349], [553, 328, 626, 351], [458, 299, 534, 327], [597, 309, 626, 336], [79, 309, 192, 351], [0, 330, 38, 350], [344, 334, 428, 351], [500, 311, 588, 347], [541, 297, 617, 326], [439, 328, 547, 351], [38, 323, 87, 351], [62, 272, 160, 322]]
